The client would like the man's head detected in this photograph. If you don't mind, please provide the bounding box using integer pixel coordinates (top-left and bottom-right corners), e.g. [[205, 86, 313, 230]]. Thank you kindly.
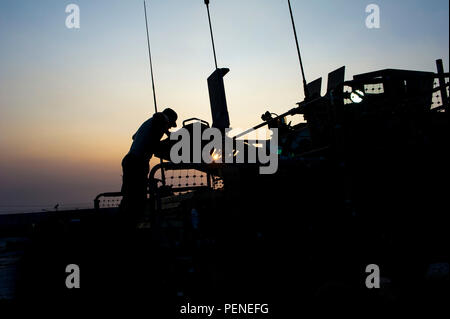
[[162, 108, 178, 128]]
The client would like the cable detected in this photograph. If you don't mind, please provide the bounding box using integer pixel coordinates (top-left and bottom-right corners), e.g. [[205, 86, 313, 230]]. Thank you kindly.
[[204, 0, 218, 69]]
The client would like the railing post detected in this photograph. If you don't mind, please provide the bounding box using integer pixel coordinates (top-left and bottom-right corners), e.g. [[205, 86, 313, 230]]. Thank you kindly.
[[207, 173, 211, 189]]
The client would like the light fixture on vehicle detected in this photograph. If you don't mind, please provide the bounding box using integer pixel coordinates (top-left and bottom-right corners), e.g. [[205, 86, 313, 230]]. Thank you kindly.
[[350, 90, 364, 103]]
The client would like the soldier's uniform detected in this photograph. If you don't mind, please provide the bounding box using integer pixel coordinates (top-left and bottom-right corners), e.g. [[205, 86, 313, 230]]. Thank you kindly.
[[120, 108, 177, 224]]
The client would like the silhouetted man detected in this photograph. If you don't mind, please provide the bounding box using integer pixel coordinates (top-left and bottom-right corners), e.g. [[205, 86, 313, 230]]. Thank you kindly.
[[120, 108, 178, 224]]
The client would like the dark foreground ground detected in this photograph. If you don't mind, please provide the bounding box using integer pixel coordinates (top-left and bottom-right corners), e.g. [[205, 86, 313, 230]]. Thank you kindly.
[[0, 153, 449, 317]]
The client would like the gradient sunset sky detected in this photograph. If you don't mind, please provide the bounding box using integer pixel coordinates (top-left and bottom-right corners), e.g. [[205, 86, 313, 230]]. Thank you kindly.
[[0, 0, 449, 213]]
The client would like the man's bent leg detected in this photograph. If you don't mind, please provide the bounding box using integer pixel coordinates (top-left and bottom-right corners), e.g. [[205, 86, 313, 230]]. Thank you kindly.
[[120, 154, 149, 227]]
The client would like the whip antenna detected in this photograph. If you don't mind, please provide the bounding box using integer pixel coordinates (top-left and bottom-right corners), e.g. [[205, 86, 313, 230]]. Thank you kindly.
[[143, 1, 166, 184], [287, 0, 309, 100], [204, 0, 218, 69], [144, 0, 158, 112]]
